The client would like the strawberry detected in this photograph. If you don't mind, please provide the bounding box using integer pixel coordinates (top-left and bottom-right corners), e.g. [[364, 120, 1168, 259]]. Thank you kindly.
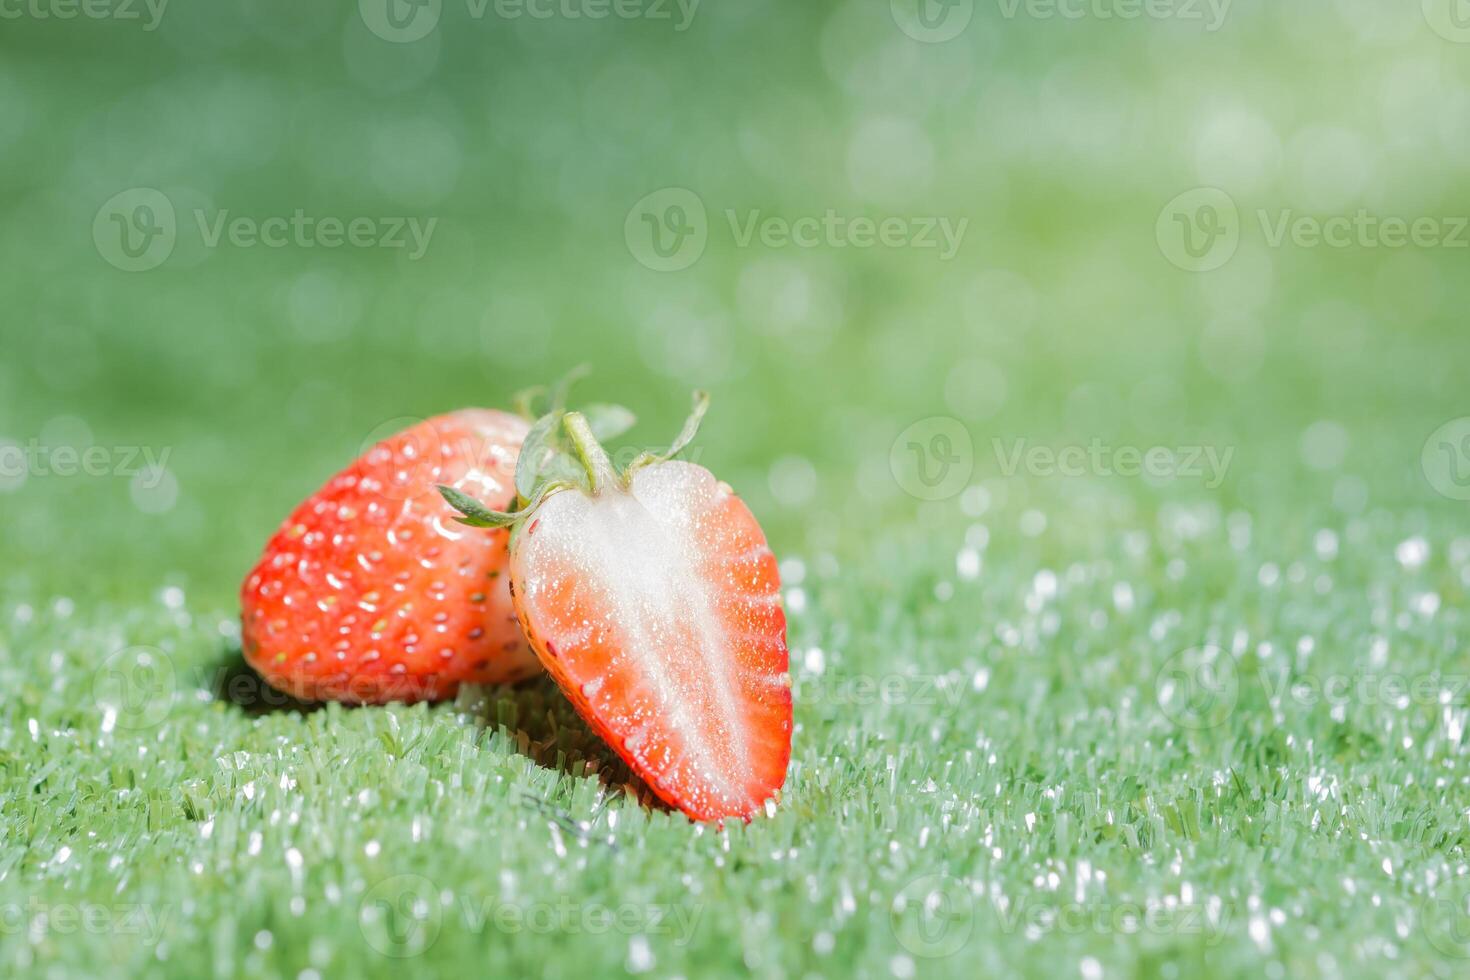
[[240, 409, 540, 704], [441, 395, 792, 822]]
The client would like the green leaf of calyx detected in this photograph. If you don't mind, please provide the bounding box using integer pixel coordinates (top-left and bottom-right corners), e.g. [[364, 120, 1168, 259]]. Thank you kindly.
[[515, 410, 565, 502], [628, 390, 711, 472], [437, 485, 520, 528], [665, 390, 710, 459]]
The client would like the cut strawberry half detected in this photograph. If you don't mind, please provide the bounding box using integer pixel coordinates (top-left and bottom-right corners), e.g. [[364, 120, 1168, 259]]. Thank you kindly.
[[441, 394, 792, 822]]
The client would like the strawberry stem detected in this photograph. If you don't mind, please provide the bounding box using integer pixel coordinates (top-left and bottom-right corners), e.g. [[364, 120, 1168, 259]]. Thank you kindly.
[[563, 411, 619, 493]]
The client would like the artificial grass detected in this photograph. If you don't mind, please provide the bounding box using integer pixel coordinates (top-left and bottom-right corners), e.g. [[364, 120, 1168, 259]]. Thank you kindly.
[[3, 481, 1468, 979], [4, 4, 1470, 977]]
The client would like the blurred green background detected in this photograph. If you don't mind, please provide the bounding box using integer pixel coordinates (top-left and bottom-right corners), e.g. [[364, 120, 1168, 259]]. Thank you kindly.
[[1, 0, 1466, 605], [5, 2, 1470, 978]]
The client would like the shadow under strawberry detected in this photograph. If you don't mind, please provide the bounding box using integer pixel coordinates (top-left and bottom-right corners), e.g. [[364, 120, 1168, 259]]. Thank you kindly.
[[210, 645, 322, 716], [460, 675, 674, 818], [212, 643, 670, 815]]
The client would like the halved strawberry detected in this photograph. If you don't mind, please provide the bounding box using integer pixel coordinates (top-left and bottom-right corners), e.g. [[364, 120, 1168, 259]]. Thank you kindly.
[[241, 409, 539, 703], [442, 395, 792, 822]]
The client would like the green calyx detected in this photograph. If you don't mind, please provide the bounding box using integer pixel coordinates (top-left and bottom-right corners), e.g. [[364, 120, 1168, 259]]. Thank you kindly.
[[438, 377, 710, 535]]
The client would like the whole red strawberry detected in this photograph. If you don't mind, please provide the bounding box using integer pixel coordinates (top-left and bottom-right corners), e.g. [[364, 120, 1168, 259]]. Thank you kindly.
[[241, 410, 539, 703], [442, 394, 793, 822]]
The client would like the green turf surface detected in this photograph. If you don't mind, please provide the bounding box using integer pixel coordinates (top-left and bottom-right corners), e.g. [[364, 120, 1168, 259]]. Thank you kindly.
[[5, 482, 1470, 978], [5, 1, 1470, 978]]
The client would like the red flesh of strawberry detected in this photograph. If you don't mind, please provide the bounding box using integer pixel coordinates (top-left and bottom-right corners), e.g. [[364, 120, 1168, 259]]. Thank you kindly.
[[508, 460, 792, 822]]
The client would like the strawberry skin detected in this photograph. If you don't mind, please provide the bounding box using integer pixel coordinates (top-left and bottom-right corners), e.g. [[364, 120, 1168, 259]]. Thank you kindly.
[[241, 410, 539, 704], [508, 460, 792, 822]]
